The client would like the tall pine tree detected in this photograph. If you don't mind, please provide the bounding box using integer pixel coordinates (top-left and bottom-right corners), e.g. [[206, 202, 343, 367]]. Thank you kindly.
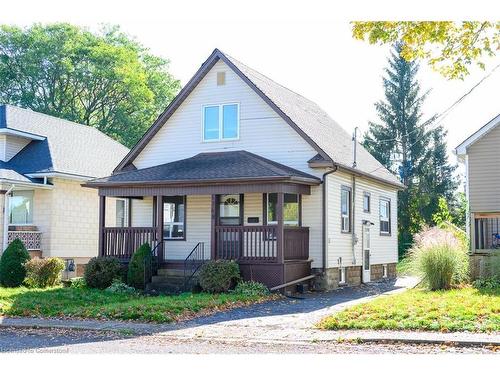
[[363, 43, 457, 255]]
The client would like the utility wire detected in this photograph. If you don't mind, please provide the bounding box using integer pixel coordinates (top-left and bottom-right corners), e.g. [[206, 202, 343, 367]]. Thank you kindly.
[[365, 62, 500, 175]]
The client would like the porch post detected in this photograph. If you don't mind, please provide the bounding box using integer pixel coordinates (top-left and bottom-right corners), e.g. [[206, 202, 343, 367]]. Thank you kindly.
[[98, 195, 106, 257], [156, 195, 164, 262], [211, 194, 217, 260], [276, 192, 285, 263]]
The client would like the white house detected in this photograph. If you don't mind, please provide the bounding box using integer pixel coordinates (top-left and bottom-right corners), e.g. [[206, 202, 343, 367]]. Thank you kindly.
[[85, 49, 403, 290]]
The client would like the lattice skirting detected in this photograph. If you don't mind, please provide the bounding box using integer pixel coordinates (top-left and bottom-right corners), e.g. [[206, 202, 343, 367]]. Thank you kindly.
[[7, 231, 42, 250]]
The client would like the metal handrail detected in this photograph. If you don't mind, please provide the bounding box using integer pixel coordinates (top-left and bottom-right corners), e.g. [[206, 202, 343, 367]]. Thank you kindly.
[[183, 242, 206, 289], [143, 237, 166, 291]]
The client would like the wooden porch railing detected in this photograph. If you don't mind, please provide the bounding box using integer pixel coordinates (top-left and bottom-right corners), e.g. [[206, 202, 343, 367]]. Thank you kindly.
[[284, 227, 309, 260], [215, 225, 309, 263], [102, 227, 157, 260]]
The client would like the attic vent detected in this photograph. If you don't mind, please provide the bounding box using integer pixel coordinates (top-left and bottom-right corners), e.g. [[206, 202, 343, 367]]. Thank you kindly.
[[217, 72, 226, 86]]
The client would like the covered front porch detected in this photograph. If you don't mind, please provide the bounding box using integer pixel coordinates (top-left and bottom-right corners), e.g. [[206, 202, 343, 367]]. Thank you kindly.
[[88, 151, 321, 288]]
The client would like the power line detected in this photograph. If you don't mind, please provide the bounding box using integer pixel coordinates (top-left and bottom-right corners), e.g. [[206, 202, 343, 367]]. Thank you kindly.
[[366, 62, 500, 175], [370, 62, 500, 145]]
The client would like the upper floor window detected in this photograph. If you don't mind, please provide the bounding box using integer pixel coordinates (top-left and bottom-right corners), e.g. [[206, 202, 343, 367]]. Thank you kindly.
[[363, 192, 371, 213], [379, 198, 391, 235], [203, 103, 239, 141], [9, 190, 34, 225], [341, 186, 351, 233]]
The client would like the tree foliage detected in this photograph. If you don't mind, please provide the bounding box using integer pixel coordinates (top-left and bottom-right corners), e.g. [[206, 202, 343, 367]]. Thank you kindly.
[[0, 23, 181, 147], [363, 43, 458, 255], [352, 21, 500, 79]]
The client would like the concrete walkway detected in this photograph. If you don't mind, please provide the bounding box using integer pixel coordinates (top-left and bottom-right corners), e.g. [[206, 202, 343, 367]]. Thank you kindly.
[[1, 277, 499, 347]]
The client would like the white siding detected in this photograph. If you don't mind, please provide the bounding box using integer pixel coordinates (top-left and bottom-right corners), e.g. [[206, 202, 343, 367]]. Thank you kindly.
[[244, 193, 263, 225], [165, 195, 212, 260], [133, 60, 321, 177], [302, 185, 323, 268], [5, 135, 30, 161], [130, 197, 153, 227], [327, 171, 398, 268]]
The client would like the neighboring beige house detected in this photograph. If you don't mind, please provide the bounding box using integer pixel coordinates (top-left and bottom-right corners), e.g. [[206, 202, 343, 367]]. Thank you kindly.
[[455, 113, 500, 277], [85, 49, 403, 290], [0, 104, 129, 276]]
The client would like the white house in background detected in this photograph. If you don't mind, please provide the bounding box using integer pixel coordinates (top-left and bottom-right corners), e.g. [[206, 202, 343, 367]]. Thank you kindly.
[[0, 104, 128, 276], [455, 113, 500, 278], [85, 49, 403, 290]]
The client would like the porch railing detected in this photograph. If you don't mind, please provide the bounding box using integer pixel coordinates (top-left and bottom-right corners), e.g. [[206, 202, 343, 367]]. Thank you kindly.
[[215, 225, 309, 263], [102, 227, 157, 260], [8, 231, 42, 250]]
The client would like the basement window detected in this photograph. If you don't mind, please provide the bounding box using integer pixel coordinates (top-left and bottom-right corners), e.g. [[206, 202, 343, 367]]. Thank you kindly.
[[339, 267, 346, 284], [383, 264, 388, 278]]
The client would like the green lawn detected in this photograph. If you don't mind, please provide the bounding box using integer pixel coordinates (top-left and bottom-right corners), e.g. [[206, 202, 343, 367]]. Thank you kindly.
[[0, 287, 271, 323], [319, 286, 500, 332]]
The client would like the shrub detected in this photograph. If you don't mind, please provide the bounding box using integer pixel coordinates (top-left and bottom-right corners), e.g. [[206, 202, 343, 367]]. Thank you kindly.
[[106, 279, 137, 294], [408, 226, 469, 290], [198, 260, 240, 293], [473, 276, 500, 289], [69, 277, 87, 289], [24, 257, 65, 288], [84, 257, 121, 289], [0, 239, 30, 287], [234, 280, 269, 296], [127, 243, 152, 289]]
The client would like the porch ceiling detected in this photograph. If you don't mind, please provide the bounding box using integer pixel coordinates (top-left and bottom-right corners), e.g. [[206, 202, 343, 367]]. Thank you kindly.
[[84, 151, 320, 196]]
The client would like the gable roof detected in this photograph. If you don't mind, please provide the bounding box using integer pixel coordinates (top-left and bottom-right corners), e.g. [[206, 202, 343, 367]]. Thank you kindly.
[[0, 104, 129, 180], [115, 49, 403, 189], [455, 113, 500, 157]]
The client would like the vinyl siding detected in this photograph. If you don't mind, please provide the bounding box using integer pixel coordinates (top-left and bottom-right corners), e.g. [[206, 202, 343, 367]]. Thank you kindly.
[[5, 135, 31, 161], [133, 60, 321, 177], [130, 197, 154, 227], [467, 125, 500, 212], [326, 171, 398, 268]]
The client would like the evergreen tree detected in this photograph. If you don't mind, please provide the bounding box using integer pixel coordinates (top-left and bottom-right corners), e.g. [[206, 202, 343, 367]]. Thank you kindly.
[[364, 43, 432, 255], [363, 43, 457, 256]]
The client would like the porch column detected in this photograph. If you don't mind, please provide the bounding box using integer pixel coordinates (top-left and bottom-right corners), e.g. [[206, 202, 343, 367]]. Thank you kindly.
[[156, 195, 164, 262], [98, 195, 106, 257], [211, 194, 217, 260], [276, 192, 285, 263]]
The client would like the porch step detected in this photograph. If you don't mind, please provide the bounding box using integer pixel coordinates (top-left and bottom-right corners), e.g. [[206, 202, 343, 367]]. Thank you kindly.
[[151, 275, 186, 284], [156, 268, 185, 277], [147, 274, 199, 294]]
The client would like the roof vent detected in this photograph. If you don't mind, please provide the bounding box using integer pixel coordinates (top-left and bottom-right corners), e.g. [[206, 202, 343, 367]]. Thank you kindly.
[[217, 72, 226, 86]]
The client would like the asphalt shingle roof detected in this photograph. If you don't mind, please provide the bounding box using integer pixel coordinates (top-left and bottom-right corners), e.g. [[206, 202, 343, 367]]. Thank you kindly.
[[221, 51, 403, 187], [0, 104, 129, 179], [89, 151, 321, 185]]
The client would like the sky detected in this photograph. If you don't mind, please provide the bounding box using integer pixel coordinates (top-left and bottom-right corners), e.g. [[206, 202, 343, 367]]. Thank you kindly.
[[1, 0, 499, 179]]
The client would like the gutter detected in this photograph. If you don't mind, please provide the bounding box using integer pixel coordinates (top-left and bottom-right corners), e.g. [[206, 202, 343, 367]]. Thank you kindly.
[[322, 166, 338, 271]]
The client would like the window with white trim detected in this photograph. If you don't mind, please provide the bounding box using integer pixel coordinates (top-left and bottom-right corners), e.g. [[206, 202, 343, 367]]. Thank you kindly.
[[115, 199, 128, 227], [266, 193, 299, 226], [203, 103, 239, 141], [9, 190, 34, 225], [383, 264, 388, 278], [339, 267, 346, 284], [341, 186, 351, 232], [163, 196, 186, 240], [363, 192, 371, 213], [380, 198, 391, 234]]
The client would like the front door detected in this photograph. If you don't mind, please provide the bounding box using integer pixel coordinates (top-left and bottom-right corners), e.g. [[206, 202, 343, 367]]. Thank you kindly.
[[217, 194, 243, 259], [362, 223, 371, 283]]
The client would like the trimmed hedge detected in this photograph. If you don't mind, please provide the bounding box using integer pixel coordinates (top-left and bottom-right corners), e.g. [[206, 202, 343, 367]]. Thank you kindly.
[[84, 257, 121, 289], [198, 260, 240, 293], [127, 243, 152, 289], [25, 257, 65, 288], [0, 239, 30, 287]]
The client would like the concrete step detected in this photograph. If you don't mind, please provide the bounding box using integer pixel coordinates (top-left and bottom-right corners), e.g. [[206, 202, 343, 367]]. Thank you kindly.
[[151, 274, 198, 285], [157, 268, 185, 277]]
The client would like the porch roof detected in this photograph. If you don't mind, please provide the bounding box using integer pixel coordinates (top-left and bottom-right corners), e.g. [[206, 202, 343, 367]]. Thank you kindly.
[[84, 151, 321, 195]]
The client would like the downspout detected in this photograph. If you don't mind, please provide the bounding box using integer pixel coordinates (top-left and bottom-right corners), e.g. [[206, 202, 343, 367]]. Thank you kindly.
[[2, 184, 14, 253], [351, 127, 359, 266], [322, 166, 338, 272]]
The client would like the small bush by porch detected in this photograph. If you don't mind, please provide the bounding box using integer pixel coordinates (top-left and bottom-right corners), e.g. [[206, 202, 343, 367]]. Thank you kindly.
[[0, 286, 275, 323]]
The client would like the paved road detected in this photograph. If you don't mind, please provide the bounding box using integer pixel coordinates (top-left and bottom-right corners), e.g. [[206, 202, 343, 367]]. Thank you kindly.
[[0, 327, 497, 354], [1, 277, 498, 353]]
